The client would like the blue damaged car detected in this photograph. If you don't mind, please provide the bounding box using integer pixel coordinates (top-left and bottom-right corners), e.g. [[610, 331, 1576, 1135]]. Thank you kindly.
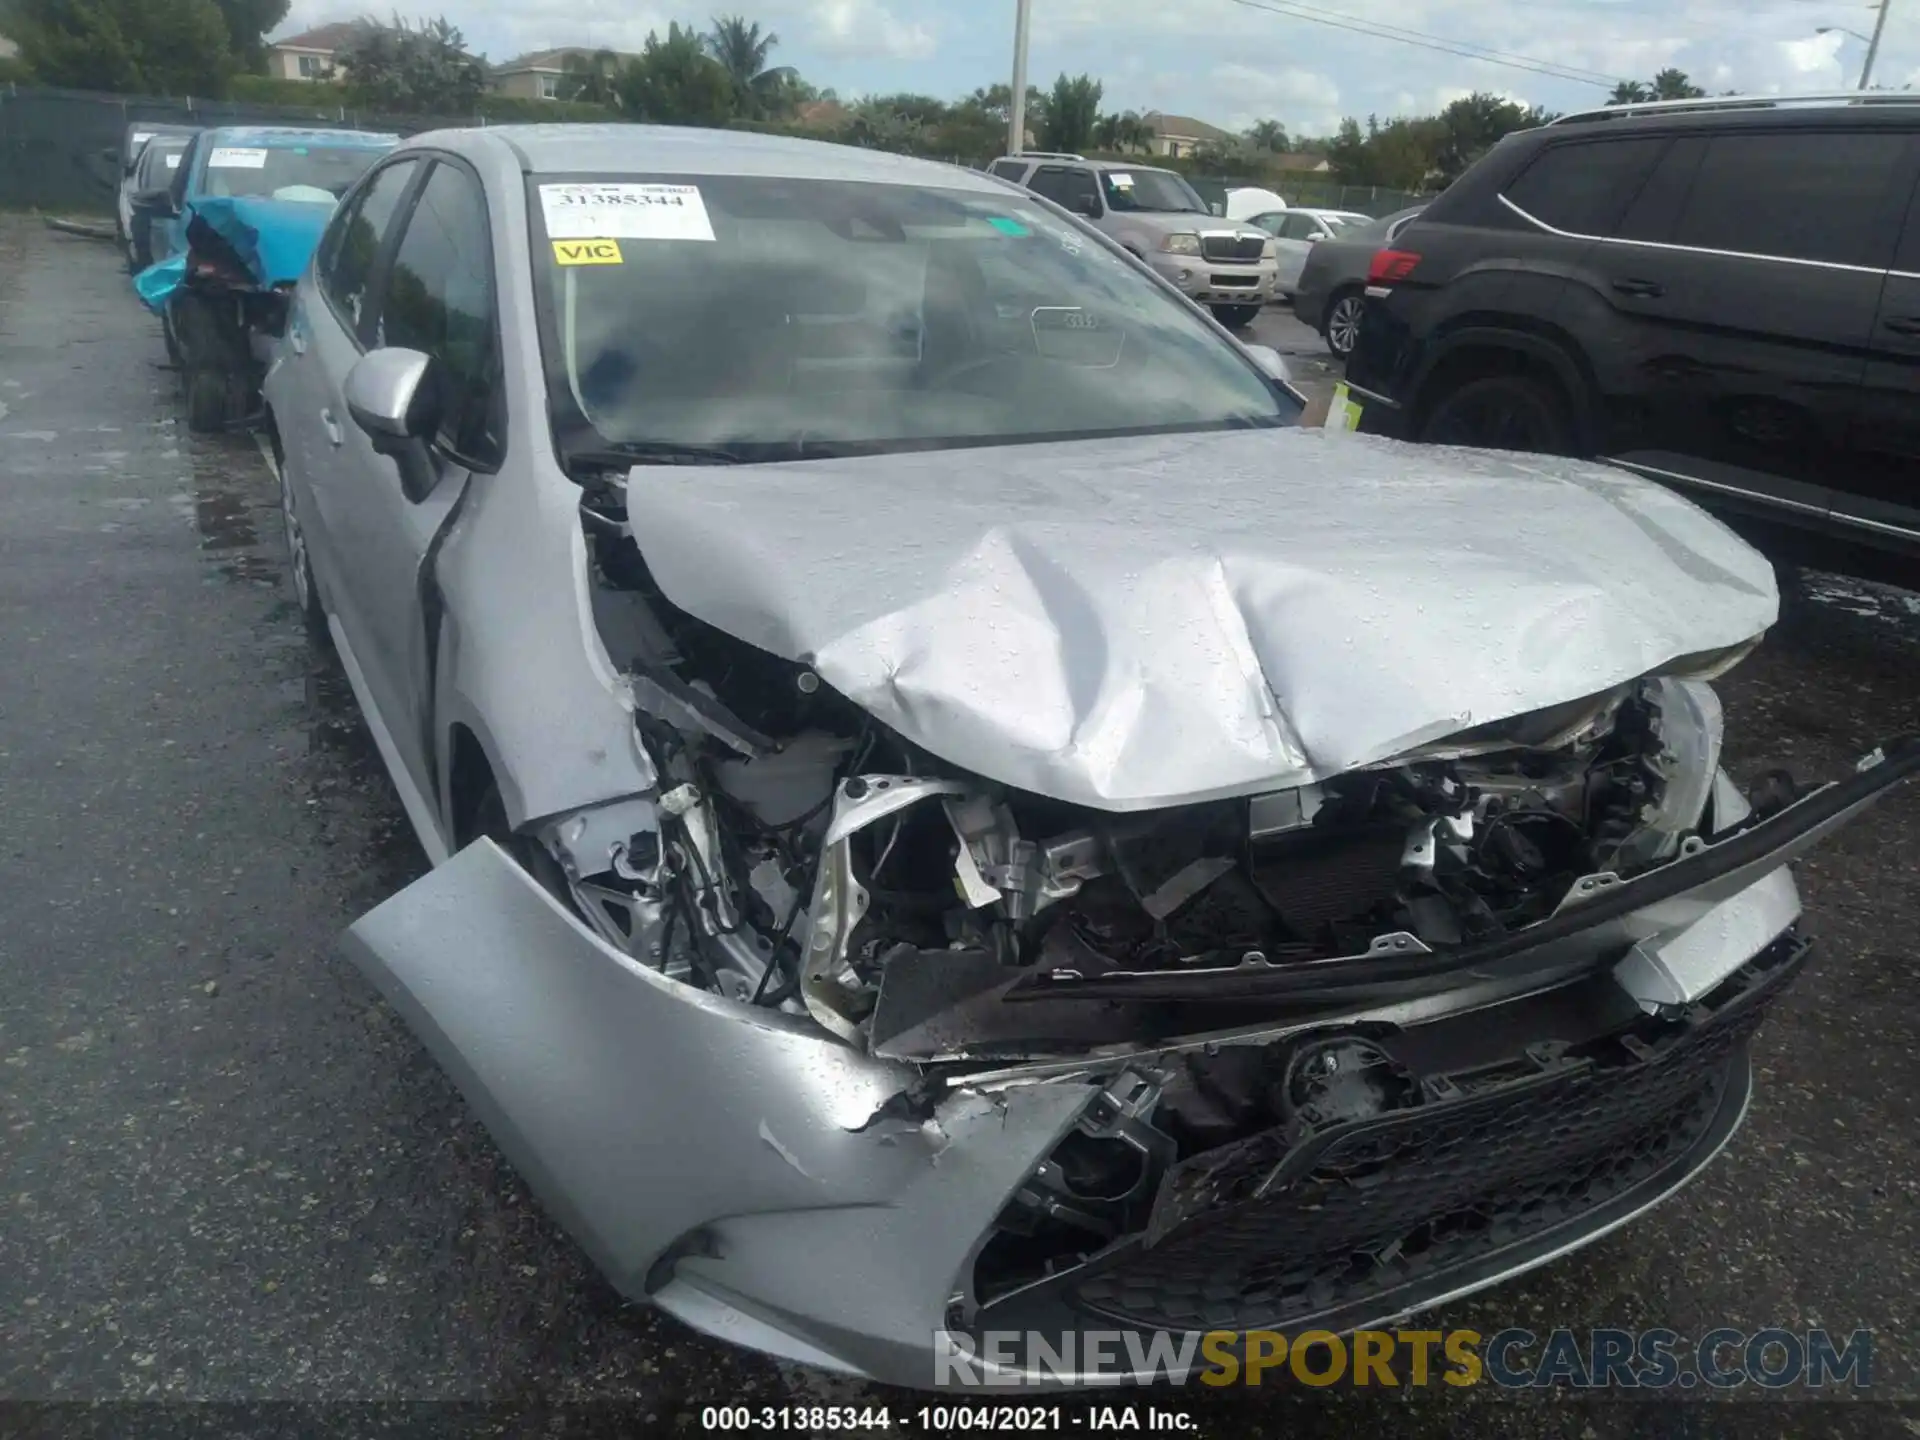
[[132, 126, 398, 432]]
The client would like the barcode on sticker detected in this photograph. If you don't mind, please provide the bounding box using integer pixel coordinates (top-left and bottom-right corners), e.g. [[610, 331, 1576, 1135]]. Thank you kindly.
[[540, 183, 715, 242]]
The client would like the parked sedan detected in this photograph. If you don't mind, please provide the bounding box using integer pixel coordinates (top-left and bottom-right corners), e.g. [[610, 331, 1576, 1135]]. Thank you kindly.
[[1294, 203, 1426, 358], [1246, 206, 1372, 297], [266, 123, 1915, 1389]]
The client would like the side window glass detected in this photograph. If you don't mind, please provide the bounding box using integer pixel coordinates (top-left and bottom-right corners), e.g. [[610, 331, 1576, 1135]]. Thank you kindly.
[[1027, 165, 1070, 203], [989, 160, 1028, 181], [1614, 137, 1705, 243], [1503, 137, 1666, 235], [318, 159, 418, 336], [375, 161, 501, 464], [1063, 168, 1100, 213], [1279, 213, 1313, 239], [1670, 132, 1906, 267]]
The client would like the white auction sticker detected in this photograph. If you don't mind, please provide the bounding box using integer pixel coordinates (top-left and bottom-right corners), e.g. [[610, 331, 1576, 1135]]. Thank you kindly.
[[540, 183, 715, 242], [165, 155, 181, 169], [1109, 172, 1134, 187], [132, 131, 154, 145], [208, 147, 270, 170]]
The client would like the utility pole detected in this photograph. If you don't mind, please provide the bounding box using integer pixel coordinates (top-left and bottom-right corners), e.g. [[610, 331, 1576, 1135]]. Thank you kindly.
[[1009, 0, 1031, 155], [1861, 0, 1890, 88]]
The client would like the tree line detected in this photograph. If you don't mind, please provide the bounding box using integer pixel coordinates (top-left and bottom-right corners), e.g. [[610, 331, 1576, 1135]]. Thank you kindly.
[[0, 1, 1728, 197]]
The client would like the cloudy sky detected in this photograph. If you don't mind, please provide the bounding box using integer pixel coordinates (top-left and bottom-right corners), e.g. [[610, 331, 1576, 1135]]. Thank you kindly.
[[275, 0, 1913, 136]]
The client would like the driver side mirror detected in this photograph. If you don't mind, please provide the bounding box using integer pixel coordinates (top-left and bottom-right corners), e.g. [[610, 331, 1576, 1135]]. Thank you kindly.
[[344, 348, 445, 504], [131, 188, 178, 218]]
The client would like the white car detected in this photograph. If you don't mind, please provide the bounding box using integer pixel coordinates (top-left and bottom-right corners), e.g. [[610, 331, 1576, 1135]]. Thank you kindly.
[[1249, 206, 1372, 297]]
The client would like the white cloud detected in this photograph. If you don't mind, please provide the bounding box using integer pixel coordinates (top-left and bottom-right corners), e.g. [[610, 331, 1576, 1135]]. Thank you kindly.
[[807, 0, 937, 60], [1208, 63, 1343, 134]]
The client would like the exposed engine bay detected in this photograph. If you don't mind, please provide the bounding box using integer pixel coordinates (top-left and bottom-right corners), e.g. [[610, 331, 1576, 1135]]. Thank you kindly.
[[559, 472, 1740, 1059]]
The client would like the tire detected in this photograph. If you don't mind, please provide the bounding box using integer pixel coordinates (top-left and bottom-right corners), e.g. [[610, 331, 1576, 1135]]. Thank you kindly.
[[1211, 303, 1261, 329], [275, 441, 328, 640], [185, 367, 238, 434], [1322, 290, 1365, 359], [1418, 373, 1572, 455]]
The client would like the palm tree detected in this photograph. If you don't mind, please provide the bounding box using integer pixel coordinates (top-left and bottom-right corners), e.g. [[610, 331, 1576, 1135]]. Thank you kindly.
[[1092, 108, 1153, 154], [1650, 67, 1705, 100], [1607, 79, 1651, 105], [1246, 118, 1289, 152], [559, 48, 623, 105], [704, 15, 797, 120]]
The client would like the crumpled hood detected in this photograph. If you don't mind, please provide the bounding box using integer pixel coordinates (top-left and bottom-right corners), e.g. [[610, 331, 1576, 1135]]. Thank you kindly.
[[624, 427, 1778, 812]]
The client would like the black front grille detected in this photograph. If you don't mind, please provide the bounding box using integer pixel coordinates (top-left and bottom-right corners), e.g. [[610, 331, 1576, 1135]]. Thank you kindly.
[[1202, 235, 1266, 262], [1064, 936, 1802, 1333]]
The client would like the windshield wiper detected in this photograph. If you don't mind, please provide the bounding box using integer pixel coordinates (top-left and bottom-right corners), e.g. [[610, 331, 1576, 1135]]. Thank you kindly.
[[567, 442, 754, 471]]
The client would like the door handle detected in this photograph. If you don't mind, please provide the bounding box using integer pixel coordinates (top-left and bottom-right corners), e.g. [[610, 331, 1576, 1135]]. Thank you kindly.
[[320, 408, 343, 447], [288, 326, 308, 356], [1610, 278, 1665, 298], [1882, 315, 1920, 336]]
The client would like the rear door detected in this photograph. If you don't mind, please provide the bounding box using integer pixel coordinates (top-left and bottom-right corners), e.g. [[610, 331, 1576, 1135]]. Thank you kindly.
[[320, 155, 505, 809], [1577, 127, 1912, 521], [1840, 161, 1920, 551]]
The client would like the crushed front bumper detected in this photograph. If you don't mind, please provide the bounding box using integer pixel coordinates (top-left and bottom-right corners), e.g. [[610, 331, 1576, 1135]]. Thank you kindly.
[[339, 740, 1913, 1389]]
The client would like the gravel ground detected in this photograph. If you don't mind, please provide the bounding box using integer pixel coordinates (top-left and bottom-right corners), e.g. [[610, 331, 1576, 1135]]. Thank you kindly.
[[1, 218, 1916, 1438]]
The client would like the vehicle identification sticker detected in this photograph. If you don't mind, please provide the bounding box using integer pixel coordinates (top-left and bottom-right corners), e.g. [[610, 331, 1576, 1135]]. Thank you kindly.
[[552, 239, 624, 266], [207, 147, 269, 169], [132, 131, 154, 146], [539, 183, 715, 242], [165, 155, 181, 169], [1109, 172, 1134, 187]]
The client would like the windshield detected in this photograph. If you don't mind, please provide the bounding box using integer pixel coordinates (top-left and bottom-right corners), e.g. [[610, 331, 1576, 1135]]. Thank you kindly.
[[200, 142, 387, 202], [530, 173, 1296, 460], [1099, 169, 1207, 215], [141, 139, 189, 185]]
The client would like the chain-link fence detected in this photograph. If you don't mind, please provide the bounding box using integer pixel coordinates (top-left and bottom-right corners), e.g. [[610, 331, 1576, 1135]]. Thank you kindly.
[[0, 84, 470, 214], [1187, 173, 1429, 218]]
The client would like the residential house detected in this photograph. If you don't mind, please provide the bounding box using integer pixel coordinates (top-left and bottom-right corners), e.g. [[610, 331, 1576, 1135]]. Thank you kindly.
[[264, 21, 366, 81], [1143, 111, 1235, 159], [1267, 152, 1332, 175], [491, 47, 636, 100]]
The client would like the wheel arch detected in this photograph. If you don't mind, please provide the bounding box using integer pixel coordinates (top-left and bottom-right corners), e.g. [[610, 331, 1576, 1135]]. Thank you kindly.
[[1407, 322, 1600, 453]]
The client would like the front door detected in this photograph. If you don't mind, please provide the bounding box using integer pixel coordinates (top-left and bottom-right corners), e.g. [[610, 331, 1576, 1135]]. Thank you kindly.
[[1839, 169, 1920, 554], [1591, 128, 1912, 523], [318, 155, 504, 812]]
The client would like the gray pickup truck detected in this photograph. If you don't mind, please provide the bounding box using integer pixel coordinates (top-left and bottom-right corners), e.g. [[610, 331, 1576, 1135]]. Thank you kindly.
[[989, 153, 1279, 328]]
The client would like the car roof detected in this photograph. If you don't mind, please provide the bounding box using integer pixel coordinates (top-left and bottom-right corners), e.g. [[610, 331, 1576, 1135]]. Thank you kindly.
[[434, 124, 1010, 194], [203, 126, 400, 149], [1537, 98, 1920, 140]]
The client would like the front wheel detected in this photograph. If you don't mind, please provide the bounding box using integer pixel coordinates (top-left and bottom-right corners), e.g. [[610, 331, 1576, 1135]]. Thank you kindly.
[[1418, 374, 1571, 454], [1323, 291, 1365, 359], [1211, 303, 1262, 329]]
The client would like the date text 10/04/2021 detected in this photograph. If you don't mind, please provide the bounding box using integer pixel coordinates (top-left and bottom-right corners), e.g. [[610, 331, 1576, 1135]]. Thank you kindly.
[[699, 1408, 1195, 1431]]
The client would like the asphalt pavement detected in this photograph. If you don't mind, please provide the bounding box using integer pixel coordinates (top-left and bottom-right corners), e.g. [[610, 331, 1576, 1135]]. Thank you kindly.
[[2, 218, 1918, 1438]]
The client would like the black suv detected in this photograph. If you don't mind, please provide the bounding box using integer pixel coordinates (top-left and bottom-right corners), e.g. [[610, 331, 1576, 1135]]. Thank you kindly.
[[1346, 94, 1920, 563]]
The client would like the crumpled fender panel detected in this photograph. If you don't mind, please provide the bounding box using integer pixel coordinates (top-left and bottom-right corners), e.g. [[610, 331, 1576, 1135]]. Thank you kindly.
[[341, 838, 1094, 1375], [624, 427, 1778, 811], [134, 196, 333, 313]]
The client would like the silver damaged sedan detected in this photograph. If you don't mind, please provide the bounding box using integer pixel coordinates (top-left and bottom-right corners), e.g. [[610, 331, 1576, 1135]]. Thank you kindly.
[[262, 124, 1918, 1387]]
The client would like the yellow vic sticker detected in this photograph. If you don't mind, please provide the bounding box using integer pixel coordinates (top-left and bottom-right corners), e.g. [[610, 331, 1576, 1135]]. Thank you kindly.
[[553, 239, 623, 266]]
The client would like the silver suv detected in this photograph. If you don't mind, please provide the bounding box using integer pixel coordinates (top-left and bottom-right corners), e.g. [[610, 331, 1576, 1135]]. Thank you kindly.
[[989, 153, 1278, 327]]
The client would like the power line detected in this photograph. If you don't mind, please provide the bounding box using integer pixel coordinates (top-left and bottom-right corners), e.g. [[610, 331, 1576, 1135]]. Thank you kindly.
[[1221, 0, 1631, 88]]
